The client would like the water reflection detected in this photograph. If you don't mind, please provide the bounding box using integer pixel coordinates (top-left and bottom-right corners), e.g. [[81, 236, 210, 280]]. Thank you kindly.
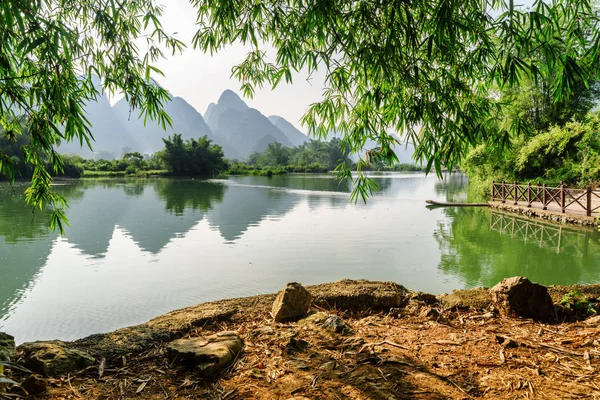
[[2, 173, 600, 343], [435, 206, 600, 288], [489, 212, 596, 257]]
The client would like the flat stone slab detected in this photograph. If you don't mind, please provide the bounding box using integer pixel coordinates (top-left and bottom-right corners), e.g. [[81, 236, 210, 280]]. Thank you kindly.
[[310, 279, 409, 312], [440, 288, 491, 310], [18, 341, 95, 377], [166, 331, 243, 376], [73, 305, 237, 357]]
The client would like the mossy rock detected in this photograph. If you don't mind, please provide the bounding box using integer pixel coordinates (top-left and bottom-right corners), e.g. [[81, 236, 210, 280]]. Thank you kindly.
[[0, 332, 16, 361], [18, 341, 95, 377], [439, 287, 491, 310]]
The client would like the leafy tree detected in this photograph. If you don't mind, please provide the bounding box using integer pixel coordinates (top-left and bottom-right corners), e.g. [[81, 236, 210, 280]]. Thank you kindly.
[[123, 152, 145, 168], [0, 0, 184, 231], [192, 0, 600, 201], [161, 134, 229, 176], [499, 76, 600, 134], [3, 0, 600, 229], [244, 138, 352, 171]]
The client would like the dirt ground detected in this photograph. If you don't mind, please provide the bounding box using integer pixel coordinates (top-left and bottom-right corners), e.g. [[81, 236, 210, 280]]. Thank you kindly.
[[17, 308, 600, 397], [5, 280, 600, 399]]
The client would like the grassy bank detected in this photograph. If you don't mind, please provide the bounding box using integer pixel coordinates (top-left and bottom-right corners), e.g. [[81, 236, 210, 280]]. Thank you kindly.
[[81, 170, 170, 178]]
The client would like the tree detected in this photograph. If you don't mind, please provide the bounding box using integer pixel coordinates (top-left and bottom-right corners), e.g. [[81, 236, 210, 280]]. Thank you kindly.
[[123, 152, 145, 169], [161, 134, 229, 176], [0, 0, 184, 232], [2, 0, 600, 229], [192, 0, 600, 201]]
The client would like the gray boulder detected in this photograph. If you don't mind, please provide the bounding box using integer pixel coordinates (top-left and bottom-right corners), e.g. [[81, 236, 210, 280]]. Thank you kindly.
[[489, 276, 554, 322], [0, 332, 15, 361], [166, 331, 243, 376], [272, 282, 312, 322], [18, 341, 95, 377]]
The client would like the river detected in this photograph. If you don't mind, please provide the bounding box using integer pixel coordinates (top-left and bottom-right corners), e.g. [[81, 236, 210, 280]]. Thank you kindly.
[[1, 173, 599, 343]]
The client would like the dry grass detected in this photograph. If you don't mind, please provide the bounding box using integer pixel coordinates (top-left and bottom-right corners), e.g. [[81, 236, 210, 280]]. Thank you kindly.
[[23, 302, 600, 400]]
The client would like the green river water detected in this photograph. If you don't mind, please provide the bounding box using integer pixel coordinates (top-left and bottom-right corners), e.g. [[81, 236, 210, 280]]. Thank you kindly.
[[1, 173, 599, 343]]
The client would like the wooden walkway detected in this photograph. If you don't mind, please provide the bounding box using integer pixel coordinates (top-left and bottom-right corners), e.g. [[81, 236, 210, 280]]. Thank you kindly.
[[492, 182, 600, 217]]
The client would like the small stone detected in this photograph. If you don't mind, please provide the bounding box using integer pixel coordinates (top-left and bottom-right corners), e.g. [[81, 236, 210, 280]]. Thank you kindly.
[[322, 315, 350, 334], [410, 291, 438, 304], [20, 375, 48, 395], [419, 306, 440, 319], [298, 311, 329, 325], [489, 277, 554, 322], [18, 341, 95, 377], [584, 315, 600, 326], [495, 335, 518, 348], [319, 361, 336, 371], [166, 331, 243, 376], [286, 337, 309, 354], [272, 282, 312, 322], [0, 332, 16, 361]]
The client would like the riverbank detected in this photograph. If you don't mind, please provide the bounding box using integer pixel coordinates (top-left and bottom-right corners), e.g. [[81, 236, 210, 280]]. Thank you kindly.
[[3, 278, 600, 399]]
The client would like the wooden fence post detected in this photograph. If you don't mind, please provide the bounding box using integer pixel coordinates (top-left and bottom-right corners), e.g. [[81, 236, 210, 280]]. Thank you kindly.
[[542, 183, 547, 210], [513, 181, 518, 205], [491, 181, 495, 200], [527, 182, 532, 207], [560, 182, 565, 213], [501, 181, 506, 203], [587, 186, 592, 217]]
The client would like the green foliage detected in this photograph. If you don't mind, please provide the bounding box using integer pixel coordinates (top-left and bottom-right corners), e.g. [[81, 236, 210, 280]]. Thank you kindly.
[[0, 0, 184, 232], [191, 0, 600, 202], [4, 0, 600, 229], [161, 134, 229, 176], [560, 291, 597, 316], [499, 76, 600, 134], [245, 139, 351, 170], [0, 360, 33, 388], [463, 113, 600, 190]]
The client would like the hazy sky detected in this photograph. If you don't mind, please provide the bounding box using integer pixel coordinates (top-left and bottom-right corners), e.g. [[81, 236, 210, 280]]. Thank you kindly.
[[145, 0, 536, 131], [143, 0, 325, 131]]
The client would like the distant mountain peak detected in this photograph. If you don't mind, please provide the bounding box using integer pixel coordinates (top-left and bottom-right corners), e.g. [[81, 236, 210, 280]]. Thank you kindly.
[[148, 78, 163, 88], [268, 115, 309, 147], [217, 90, 248, 111], [204, 102, 216, 121]]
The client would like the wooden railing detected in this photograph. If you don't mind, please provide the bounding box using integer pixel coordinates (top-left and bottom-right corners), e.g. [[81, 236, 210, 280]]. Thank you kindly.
[[491, 181, 600, 216]]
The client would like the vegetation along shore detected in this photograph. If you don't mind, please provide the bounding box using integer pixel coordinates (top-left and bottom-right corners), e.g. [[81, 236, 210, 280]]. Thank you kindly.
[[1, 277, 600, 399]]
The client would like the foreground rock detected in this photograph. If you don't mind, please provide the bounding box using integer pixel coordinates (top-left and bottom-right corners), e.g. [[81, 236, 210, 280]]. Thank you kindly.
[[73, 304, 237, 357], [0, 332, 16, 361], [272, 282, 312, 322], [166, 331, 243, 376], [20, 375, 48, 395], [490, 276, 554, 322], [18, 341, 95, 377], [310, 279, 408, 312], [440, 288, 491, 310]]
